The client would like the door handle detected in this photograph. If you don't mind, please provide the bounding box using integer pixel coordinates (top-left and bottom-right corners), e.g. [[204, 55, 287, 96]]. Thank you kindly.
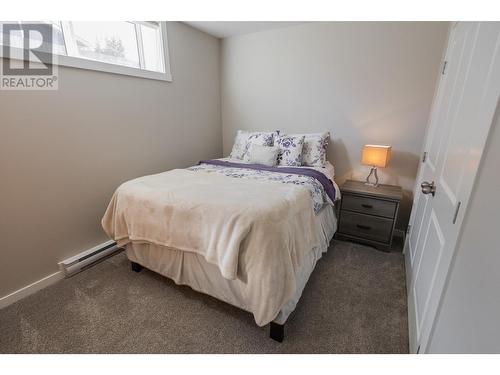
[[421, 181, 436, 196]]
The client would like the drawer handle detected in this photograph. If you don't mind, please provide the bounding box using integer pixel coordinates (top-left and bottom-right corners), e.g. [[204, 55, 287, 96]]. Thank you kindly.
[[361, 204, 373, 209], [356, 224, 372, 230]]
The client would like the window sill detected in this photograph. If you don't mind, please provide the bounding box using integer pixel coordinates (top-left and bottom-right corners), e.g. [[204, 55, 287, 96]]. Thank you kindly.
[[0, 46, 172, 82], [56, 54, 173, 82]]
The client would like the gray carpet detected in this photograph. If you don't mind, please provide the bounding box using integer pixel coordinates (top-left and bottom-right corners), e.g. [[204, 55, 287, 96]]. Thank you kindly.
[[0, 239, 408, 353]]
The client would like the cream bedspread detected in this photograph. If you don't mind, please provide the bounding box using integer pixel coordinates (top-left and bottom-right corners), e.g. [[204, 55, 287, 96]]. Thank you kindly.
[[102, 169, 321, 312], [125, 205, 335, 326]]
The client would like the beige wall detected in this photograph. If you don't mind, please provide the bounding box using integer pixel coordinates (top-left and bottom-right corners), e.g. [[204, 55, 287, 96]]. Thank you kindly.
[[428, 104, 500, 353], [0, 22, 221, 297], [221, 22, 449, 230]]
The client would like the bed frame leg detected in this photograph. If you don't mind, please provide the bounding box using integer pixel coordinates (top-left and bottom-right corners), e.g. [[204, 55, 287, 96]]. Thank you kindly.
[[270, 322, 284, 342], [131, 261, 143, 273]]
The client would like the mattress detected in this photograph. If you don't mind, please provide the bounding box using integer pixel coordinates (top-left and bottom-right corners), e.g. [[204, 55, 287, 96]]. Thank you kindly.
[[125, 204, 337, 325], [103, 158, 340, 325]]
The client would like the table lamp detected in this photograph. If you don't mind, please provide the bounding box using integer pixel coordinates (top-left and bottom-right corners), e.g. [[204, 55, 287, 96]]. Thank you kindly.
[[361, 145, 391, 187]]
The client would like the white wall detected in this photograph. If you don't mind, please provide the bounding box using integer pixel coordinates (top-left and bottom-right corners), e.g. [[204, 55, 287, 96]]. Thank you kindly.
[[0, 22, 221, 298], [221, 22, 449, 229], [428, 104, 500, 353]]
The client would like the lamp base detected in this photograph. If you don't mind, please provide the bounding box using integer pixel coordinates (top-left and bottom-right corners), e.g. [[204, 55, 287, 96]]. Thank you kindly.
[[365, 167, 379, 187]]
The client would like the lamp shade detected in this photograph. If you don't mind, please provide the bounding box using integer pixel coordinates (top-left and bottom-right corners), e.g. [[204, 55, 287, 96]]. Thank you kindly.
[[361, 145, 391, 168]]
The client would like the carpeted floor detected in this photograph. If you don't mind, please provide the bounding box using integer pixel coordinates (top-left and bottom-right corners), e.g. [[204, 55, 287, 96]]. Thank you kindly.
[[0, 239, 408, 353]]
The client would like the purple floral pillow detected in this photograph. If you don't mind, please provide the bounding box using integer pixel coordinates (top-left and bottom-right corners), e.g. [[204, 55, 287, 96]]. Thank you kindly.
[[276, 135, 305, 166], [294, 132, 330, 167]]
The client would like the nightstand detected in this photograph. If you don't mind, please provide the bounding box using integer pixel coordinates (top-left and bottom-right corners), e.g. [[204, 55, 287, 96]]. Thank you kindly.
[[336, 179, 403, 251]]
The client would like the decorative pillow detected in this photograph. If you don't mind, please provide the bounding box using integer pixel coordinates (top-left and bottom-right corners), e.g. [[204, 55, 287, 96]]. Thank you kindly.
[[229, 130, 278, 160], [295, 132, 330, 167], [229, 131, 251, 160], [276, 135, 305, 166], [246, 145, 279, 166]]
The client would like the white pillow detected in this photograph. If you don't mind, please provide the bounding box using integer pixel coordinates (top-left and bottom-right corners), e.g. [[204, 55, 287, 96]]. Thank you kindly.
[[229, 130, 278, 160], [246, 145, 279, 166]]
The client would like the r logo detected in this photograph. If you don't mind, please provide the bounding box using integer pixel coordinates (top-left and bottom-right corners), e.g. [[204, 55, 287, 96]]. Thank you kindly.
[[2, 23, 53, 76]]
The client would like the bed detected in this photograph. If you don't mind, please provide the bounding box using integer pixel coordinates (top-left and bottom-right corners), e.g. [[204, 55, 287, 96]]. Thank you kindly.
[[102, 157, 340, 341]]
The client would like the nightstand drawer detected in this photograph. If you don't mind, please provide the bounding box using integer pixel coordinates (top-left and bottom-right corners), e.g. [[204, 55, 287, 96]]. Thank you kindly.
[[342, 194, 397, 218], [338, 211, 394, 243]]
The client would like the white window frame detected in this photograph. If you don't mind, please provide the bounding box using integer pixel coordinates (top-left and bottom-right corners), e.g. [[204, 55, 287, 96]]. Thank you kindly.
[[0, 21, 172, 82]]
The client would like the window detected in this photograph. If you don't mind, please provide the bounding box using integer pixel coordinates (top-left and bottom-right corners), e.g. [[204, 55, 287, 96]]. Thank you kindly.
[[0, 21, 171, 81]]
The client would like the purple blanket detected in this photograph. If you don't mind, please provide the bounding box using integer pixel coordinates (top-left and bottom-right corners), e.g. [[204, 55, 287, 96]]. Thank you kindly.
[[199, 159, 336, 202]]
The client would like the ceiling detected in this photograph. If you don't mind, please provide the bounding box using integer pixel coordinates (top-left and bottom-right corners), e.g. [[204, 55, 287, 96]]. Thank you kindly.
[[183, 21, 305, 39]]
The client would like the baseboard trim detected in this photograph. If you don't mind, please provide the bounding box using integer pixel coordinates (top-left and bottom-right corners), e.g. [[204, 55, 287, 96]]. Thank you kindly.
[[0, 270, 64, 310]]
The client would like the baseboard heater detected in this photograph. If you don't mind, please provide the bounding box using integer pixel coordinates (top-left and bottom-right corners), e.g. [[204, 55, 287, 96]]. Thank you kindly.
[[58, 240, 120, 277]]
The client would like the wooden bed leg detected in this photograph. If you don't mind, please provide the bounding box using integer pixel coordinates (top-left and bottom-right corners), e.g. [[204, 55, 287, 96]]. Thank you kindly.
[[131, 261, 143, 273], [270, 322, 284, 342]]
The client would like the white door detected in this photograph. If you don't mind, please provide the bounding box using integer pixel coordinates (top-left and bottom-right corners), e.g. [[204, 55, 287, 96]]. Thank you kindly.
[[405, 22, 500, 353]]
